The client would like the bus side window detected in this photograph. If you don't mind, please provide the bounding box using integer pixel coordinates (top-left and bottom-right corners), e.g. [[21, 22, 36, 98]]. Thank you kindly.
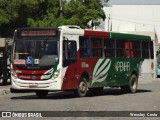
[[79, 36, 90, 58], [150, 41, 154, 59], [91, 37, 103, 58], [129, 41, 134, 58], [124, 41, 129, 58], [130, 40, 140, 58], [63, 40, 77, 67], [104, 38, 115, 58], [116, 39, 128, 58], [142, 41, 149, 58], [130, 50, 134, 58], [85, 38, 90, 57]]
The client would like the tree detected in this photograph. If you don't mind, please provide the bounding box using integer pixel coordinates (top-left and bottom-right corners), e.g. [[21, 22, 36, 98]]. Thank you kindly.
[[0, 0, 108, 37], [29, 0, 106, 29], [0, 0, 52, 37]]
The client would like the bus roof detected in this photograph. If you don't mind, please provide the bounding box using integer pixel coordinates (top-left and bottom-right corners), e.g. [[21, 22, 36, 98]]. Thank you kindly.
[[109, 32, 151, 40], [62, 28, 109, 37]]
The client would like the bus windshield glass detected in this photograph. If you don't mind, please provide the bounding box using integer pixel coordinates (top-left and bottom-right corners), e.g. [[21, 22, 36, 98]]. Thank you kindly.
[[13, 38, 59, 67]]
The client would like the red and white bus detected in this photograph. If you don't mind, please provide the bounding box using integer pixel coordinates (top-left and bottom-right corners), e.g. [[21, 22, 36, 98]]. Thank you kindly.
[[11, 27, 154, 98]]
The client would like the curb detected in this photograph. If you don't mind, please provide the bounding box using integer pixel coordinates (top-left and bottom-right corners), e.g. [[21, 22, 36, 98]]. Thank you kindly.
[[0, 88, 11, 95]]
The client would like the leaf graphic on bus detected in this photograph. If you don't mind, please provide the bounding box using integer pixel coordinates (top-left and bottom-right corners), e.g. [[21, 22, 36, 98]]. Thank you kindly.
[[92, 59, 111, 85], [44, 67, 54, 74], [41, 66, 57, 80]]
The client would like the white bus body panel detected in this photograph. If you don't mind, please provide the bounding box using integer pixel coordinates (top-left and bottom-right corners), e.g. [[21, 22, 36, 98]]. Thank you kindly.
[[138, 59, 154, 84], [11, 66, 68, 91]]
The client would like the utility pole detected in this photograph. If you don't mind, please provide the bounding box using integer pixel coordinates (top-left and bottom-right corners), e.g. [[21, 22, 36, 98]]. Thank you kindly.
[[108, 14, 110, 31], [60, 0, 63, 18]]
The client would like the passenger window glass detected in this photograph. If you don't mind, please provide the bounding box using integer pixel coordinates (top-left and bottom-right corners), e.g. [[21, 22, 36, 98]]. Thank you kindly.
[[90, 37, 103, 58], [63, 40, 77, 67], [104, 38, 115, 58], [142, 41, 149, 58], [79, 36, 90, 58], [130, 41, 140, 58], [116, 39, 128, 58]]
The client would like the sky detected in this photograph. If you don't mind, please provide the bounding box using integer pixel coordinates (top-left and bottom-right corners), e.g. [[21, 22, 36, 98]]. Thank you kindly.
[[108, 0, 160, 5]]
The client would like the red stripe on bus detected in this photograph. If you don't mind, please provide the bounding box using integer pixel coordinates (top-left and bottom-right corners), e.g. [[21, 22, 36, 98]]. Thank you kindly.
[[84, 30, 108, 37]]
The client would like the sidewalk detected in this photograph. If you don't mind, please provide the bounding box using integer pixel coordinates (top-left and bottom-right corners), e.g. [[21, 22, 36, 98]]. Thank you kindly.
[[0, 79, 11, 95]]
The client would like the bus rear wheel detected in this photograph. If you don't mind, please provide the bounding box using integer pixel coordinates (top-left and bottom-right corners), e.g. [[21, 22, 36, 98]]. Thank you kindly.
[[121, 74, 138, 93], [74, 77, 88, 97], [36, 91, 48, 98]]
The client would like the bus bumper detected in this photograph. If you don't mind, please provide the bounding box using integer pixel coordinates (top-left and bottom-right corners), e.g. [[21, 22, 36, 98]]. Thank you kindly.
[[11, 77, 62, 91]]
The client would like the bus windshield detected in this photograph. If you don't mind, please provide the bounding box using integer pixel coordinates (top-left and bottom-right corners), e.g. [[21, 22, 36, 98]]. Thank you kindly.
[[13, 38, 59, 67]]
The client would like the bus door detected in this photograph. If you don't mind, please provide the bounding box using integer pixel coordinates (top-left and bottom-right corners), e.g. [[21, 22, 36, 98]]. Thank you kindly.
[[62, 35, 78, 89]]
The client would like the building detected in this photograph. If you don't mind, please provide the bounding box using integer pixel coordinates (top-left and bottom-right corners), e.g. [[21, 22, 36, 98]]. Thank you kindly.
[[103, 5, 160, 78], [103, 5, 160, 43]]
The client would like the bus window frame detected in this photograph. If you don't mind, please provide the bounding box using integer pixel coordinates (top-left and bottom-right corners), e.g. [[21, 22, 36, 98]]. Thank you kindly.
[[79, 36, 91, 59], [116, 39, 129, 58], [141, 41, 150, 59], [104, 38, 116, 58], [129, 40, 141, 58], [90, 37, 103, 58]]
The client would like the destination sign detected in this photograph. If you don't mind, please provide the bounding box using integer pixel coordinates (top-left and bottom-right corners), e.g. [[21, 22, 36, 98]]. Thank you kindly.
[[20, 29, 57, 37]]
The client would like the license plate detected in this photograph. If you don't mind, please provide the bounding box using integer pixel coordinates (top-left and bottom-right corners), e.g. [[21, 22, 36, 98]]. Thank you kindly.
[[29, 83, 38, 87]]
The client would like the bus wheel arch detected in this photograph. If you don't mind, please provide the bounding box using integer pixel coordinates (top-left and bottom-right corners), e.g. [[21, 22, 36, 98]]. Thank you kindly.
[[80, 72, 89, 82], [131, 70, 138, 78]]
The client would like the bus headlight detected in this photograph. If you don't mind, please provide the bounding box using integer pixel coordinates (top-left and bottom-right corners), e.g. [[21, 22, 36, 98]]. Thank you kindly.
[[11, 69, 18, 79], [53, 69, 60, 79]]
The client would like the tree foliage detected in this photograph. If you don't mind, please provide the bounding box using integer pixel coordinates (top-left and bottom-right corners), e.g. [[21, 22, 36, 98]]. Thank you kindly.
[[0, 0, 107, 37]]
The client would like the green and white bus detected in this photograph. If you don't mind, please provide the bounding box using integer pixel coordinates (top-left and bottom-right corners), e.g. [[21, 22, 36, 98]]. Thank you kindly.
[[11, 28, 154, 98]]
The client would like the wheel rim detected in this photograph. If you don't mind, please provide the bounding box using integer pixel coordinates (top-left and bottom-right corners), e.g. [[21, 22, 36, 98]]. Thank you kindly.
[[79, 81, 86, 93], [131, 77, 137, 90]]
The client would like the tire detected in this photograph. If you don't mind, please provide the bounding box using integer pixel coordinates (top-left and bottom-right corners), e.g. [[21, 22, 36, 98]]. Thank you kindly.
[[121, 74, 138, 93], [36, 91, 48, 98], [74, 77, 88, 97], [129, 74, 138, 93]]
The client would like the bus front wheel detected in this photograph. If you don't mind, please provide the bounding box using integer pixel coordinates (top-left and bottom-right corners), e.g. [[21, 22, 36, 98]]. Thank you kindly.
[[121, 74, 138, 93], [74, 77, 88, 97], [36, 91, 48, 98]]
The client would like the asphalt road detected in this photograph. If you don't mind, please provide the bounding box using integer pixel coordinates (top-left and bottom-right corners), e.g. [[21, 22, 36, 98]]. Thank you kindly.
[[0, 79, 160, 120]]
